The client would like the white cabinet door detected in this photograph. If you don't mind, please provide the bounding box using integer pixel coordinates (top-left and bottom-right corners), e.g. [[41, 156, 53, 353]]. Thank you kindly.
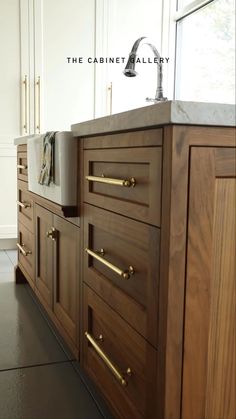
[[20, 0, 96, 133], [0, 0, 20, 241], [95, 0, 163, 117]]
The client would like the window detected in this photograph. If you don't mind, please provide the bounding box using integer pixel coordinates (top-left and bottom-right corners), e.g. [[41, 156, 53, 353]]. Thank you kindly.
[[165, 0, 235, 103]]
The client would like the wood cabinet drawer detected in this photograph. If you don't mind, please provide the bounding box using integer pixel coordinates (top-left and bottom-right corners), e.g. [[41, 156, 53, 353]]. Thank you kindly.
[[83, 146, 162, 226], [18, 180, 34, 232], [83, 204, 160, 347], [17, 151, 28, 182], [17, 222, 34, 282], [83, 285, 157, 419]]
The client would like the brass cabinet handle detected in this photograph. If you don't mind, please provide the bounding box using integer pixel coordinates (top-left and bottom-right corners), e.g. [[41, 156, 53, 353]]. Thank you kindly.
[[85, 331, 132, 387], [17, 164, 28, 170], [16, 200, 31, 209], [22, 75, 28, 134], [108, 82, 113, 115], [17, 242, 32, 256], [85, 248, 134, 280], [86, 175, 136, 187], [46, 227, 57, 241], [35, 76, 41, 133]]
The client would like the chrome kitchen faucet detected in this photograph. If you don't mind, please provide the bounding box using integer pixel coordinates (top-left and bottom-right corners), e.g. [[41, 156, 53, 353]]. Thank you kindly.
[[123, 36, 168, 103]]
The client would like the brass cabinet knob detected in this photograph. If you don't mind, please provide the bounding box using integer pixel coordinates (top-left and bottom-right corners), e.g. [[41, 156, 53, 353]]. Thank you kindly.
[[46, 227, 57, 241]]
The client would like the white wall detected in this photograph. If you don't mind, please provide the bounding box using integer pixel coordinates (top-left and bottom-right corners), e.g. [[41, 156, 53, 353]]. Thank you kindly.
[[0, 0, 20, 242]]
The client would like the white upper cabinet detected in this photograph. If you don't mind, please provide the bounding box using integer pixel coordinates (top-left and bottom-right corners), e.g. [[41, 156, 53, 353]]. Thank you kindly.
[[20, 0, 96, 134], [0, 0, 20, 241], [95, 0, 163, 117]]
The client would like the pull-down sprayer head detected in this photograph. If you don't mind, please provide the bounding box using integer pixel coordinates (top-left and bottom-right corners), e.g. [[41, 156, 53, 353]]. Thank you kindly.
[[123, 36, 167, 102]]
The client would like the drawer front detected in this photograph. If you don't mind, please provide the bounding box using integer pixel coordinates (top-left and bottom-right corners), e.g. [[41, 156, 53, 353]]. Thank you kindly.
[[18, 180, 34, 232], [83, 204, 160, 347], [83, 285, 157, 419], [18, 223, 35, 281], [83, 147, 162, 226], [17, 151, 28, 182]]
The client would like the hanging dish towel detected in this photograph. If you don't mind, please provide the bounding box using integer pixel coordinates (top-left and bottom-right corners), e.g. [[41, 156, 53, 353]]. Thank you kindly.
[[38, 131, 57, 185]]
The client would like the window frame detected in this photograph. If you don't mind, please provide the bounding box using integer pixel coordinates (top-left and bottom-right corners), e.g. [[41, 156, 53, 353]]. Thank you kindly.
[[162, 0, 217, 99]]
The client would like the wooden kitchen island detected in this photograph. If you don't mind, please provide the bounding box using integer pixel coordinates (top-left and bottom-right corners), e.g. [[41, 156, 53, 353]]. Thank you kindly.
[[15, 101, 236, 419]]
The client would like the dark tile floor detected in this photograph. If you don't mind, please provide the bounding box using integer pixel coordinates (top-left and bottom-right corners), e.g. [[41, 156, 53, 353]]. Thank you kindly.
[[0, 250, 111, 419]]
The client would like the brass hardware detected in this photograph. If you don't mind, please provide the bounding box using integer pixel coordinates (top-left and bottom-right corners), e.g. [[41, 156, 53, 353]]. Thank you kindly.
[[35, 76, 41, 133], [86, 175, 136, 188], [96, 334, 104, 342], [85, 331, 131, 387], [17, 164, 28, 170], [108, 82, 113, 115], [22, 75, 28, 134], [17, 242, 32, 256], [85, 248, 135, 280], [16, 200, 31, 209], [46, 227, 57, 241]]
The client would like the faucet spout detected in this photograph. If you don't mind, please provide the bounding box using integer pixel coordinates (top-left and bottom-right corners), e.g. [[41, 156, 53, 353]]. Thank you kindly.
[[123, 37, 167, 102]]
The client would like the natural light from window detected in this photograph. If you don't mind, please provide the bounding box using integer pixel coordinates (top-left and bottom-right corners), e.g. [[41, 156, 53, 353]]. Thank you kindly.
[[175, 0, 235, 104]]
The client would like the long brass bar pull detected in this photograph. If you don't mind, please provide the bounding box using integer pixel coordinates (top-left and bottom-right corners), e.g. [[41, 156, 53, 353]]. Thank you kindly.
[[85, 175, 136, 187], [22, 75, 28, 134], [85, 332, 131, 387], [35, 76, 41, 133], [17, 164, 27, 170], [85, 248, 134, 280], [16, 200, 31, 209], [108, 82, 113, 115], [17, 243, 32, 257]]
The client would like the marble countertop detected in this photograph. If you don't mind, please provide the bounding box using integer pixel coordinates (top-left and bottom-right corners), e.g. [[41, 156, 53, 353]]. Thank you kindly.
[[14, 101, 235, 145], [71, 100, 235, 137], [14, 134, 38, 145]]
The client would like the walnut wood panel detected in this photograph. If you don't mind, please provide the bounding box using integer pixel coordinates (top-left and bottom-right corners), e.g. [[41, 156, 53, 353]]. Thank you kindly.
[[83, 204, 160, 347], [17, 150, 28, 182], [157, 126, 236, 419], [182, 147, 236, 419], [83, 285, 157, 419], [83, 128, 163, 149], [83, 147, 162, 226], [18, 179, 34, 232], [18, 222, 35, 283], [31, 190, 79, 219], [53, 215, 79, 344], [35, 204, 53, 308]]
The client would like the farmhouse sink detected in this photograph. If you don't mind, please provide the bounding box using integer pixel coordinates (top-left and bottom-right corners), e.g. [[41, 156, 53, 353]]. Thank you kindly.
[[27, 131, 77, 206]]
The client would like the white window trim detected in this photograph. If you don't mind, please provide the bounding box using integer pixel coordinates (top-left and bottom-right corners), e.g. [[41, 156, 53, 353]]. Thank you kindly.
[[162, 0, 217, 99], [175, 0, 215, 21]]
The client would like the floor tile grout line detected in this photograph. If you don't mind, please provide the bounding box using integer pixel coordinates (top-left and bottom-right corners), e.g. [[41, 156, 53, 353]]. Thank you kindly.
[[0, 359, 72, 373], [4, 250, 16, 267]]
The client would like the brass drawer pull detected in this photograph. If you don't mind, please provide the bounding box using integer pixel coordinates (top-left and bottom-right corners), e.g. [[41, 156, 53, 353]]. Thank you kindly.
[[85, 331, 132, 387], [85, 248, 134, 280], [17, 243, 32, 256], [17, 200, 31, 209], [17, 164, 28, 170], [22, 75, 28, 134], [46, 227, 57, 241], [86, 175, 136, 187]]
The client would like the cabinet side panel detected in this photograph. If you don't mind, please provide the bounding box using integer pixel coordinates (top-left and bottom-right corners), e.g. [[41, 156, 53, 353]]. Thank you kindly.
[[205, 179, 236, 419]]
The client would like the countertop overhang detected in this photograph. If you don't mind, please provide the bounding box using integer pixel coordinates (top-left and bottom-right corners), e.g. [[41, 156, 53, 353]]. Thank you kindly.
[[71, 100, 235, 137]]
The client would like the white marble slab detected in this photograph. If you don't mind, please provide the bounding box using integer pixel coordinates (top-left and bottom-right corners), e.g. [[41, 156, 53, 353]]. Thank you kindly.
[[14, 134, 37, 145], [71, 100, 235, 137]]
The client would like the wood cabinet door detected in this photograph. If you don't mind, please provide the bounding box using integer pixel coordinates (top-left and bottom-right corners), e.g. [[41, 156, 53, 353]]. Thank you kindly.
[[53, 215, 79, 344], [35, 204, 53, 308], [182, 147, 236, 419]]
